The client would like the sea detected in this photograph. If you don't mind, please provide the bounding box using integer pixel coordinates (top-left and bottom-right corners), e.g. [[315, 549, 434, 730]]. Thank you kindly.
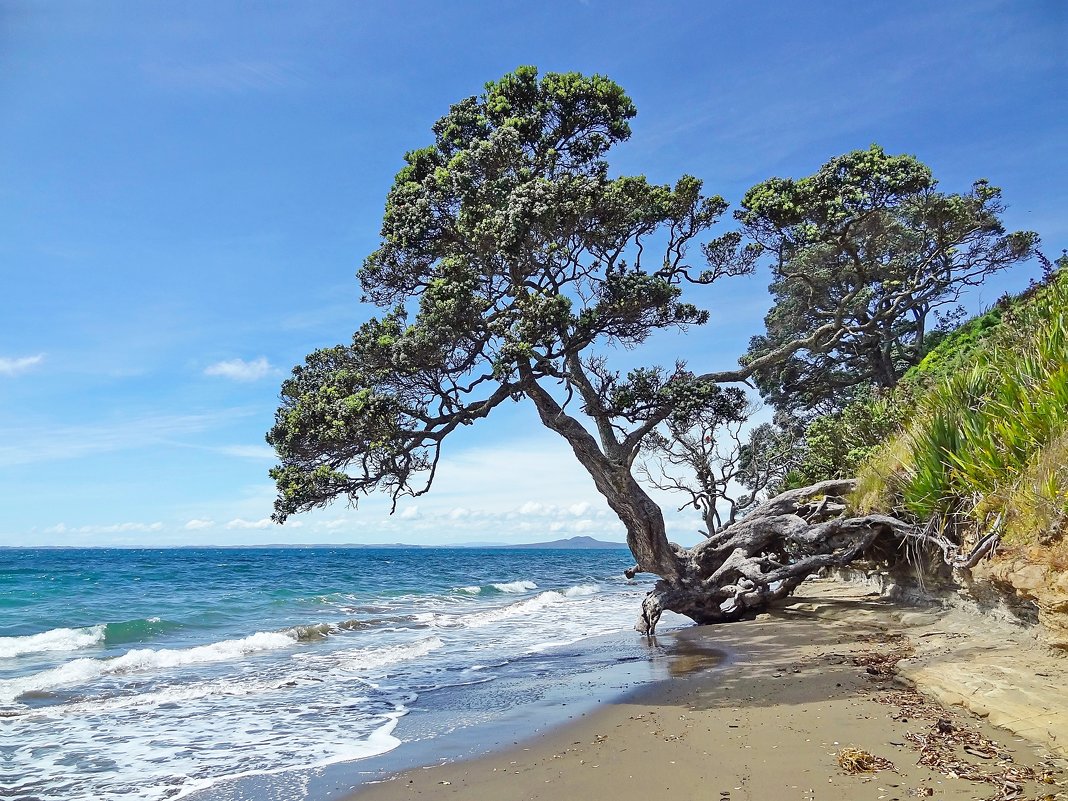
[[0, 546, 691, 801]]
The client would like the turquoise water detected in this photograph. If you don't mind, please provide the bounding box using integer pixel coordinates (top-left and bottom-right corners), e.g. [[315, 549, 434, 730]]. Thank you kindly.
[[1, 547, 666, 801]]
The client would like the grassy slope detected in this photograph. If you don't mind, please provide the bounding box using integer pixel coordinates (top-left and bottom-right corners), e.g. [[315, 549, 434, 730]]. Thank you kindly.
[[853, 267, 1068, 558]]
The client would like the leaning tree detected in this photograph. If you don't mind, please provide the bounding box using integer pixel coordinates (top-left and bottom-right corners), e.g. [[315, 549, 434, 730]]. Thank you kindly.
[[268, 68, 1037, 634]]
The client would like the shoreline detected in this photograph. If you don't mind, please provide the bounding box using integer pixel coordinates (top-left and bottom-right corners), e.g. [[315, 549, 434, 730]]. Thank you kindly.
[[342, 580, 1068, 801]]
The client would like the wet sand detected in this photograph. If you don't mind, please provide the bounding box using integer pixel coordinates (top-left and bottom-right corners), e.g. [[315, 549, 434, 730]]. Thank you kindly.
[[345, 580, 1068, 800]]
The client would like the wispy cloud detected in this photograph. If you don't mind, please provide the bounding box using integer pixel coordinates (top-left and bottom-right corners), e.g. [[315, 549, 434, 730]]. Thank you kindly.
[[0, 410, 246, 468], [0, 354, 44, 376], [215, 444, 277, 461], [204, 357, 276, 382], [144, 59, 304, 94], [225, 517, 274, 530], [184, 519, 215, 530], [44, 521, 163, 535]]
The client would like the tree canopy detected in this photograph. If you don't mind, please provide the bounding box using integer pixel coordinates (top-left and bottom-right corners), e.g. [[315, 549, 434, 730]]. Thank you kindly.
[[739, 145, 1037, 417], [268, 66, 757, 579]]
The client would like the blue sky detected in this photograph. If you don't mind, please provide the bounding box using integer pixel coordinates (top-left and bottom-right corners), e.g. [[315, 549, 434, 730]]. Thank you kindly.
[[2, 1, 1064, 547]]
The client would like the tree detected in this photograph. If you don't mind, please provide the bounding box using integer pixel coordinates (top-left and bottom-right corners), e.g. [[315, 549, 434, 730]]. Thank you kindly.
[[269, 67, 755, 587], [740, 145, 1038, 418], [268, 69, 1034, 634], [639, 399, 797, 537]]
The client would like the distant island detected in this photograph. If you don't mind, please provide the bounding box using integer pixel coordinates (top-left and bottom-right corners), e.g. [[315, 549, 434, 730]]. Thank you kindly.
[[237, 536, 629, 550], [497, 536, 627, 550]]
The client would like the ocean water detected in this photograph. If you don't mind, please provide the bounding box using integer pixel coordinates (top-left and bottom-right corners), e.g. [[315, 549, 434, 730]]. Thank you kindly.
[[0, 547, 677, 801]]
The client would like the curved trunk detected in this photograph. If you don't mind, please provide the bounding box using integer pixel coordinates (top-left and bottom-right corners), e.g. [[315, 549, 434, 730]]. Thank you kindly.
[[521, 370, 682, 581]]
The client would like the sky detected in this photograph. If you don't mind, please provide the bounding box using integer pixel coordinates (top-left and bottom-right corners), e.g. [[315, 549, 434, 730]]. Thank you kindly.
[[1, 0, 1064, 548]]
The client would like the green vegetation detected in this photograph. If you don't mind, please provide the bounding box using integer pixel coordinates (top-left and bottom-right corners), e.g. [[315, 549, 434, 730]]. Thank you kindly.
[[853, 261, 1068, 549], [900, 305, 1007, 387], [782, 387, 907, 488], [740, 145, 1035, 417]]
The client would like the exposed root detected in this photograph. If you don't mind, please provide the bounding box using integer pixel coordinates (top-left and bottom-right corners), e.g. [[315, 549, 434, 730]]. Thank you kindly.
[[632, 479, 999, 634]]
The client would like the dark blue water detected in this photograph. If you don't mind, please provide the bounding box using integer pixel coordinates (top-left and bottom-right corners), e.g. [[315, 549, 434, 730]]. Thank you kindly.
[[1, 547, 668, 801]]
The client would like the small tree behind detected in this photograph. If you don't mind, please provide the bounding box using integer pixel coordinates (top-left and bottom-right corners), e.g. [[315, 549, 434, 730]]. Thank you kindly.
[[639, 399, 798, 537]]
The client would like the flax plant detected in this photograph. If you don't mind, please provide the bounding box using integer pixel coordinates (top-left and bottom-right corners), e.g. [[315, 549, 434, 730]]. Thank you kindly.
[[854, 268, 1068, 549]]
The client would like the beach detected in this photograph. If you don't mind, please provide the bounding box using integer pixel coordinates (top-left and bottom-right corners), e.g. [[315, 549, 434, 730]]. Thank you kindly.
[[348, 580, 1068, 801]]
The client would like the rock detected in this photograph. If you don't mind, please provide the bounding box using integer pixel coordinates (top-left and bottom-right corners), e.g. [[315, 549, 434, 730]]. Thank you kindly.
[[1008, 563, 1049, 596]]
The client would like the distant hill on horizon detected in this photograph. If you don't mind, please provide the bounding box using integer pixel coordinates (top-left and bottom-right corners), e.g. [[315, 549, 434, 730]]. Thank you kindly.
[[498, 535, 628, 550], [208, 535, 629, 550]]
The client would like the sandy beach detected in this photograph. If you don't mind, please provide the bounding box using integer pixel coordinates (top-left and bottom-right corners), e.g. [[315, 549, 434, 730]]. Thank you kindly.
[[347, 580, 1068, 801]]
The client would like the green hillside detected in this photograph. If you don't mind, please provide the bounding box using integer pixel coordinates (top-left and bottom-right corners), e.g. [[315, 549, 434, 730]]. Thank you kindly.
[[852, 259, 1068, 561]]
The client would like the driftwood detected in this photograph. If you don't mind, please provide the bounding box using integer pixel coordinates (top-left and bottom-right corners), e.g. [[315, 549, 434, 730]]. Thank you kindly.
[[630, 479, 994, 634]]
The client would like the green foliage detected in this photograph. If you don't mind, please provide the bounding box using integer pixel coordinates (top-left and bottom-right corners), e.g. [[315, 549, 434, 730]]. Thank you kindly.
[[740, 144, 1037, 417], [268, 67, 751, 521], [853, 265, 1068, 545], [900, 305, 1007, 387], [784, 388, 908, 488]]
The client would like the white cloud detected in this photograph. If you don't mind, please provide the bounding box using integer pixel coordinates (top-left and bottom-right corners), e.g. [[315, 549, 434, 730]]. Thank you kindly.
[[184, 519, 214, 530], [316, 519, 348, 530], [204, 356, 275, 382], [0, 354, 44, 376], [198, 431, 692, 546], [0, 410, 247, 468], [225, 517, 274, 530], [44, 521, 163, 535]]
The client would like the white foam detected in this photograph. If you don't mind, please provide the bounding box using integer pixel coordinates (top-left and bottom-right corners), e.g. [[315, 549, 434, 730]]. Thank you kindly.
[[563, 583, 600, 597], [0, 631, 298, 703], [170, 707, 406, 800], [463, 591, 566, 629], [0, 625, 106, 659], [336, 636, 444, 672], [456, 585, 481, 594], [490, 580, 537, 593]]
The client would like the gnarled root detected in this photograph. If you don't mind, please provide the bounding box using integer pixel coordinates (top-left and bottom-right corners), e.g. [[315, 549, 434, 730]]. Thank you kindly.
[[631, 480, 976, 634]]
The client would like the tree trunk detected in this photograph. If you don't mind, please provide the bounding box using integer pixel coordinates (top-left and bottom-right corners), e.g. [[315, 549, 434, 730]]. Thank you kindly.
[[520, 368, 971, 635], [521, 370, 683, 580]]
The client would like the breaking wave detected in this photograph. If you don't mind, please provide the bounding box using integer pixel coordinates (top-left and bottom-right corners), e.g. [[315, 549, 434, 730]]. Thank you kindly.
[[0, 625, 106, 659], [462, 591, 567, 628], [563, 583, 600, 597], [490, 580, 537, 593], [453, 580, 538, 595], [0, 631, 299, 703]]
